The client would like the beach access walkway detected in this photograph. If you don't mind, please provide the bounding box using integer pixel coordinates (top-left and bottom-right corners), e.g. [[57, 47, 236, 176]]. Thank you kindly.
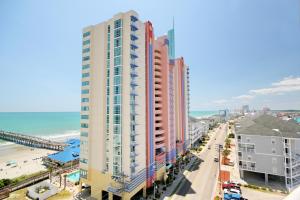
[[0, 130, 68, 151], [0, 164, 79, 200]]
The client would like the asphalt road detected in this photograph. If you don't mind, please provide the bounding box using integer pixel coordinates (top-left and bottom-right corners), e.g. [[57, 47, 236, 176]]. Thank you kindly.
[[171, 123, 228, 200]]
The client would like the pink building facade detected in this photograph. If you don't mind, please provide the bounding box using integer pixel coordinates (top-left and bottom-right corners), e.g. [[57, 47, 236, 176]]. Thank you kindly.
[[145, 22, 189, 188]]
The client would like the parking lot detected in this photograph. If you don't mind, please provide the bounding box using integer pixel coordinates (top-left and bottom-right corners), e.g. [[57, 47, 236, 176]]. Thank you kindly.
[[241, 187, 286, 200]]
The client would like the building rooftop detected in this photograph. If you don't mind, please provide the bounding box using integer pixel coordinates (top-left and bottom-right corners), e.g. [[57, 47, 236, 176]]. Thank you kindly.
[[236, 114, 300, 138], [47, 139, 80, 164]]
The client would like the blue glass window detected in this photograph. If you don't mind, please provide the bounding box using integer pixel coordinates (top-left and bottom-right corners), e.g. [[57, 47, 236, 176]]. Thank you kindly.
[[114, 57, 121, 66], [114, 47, 121, 56], [114, 95, 121, 104], [114, 105, 121, 114], [83, 40, 90, 45], [114, 29, 121, 38], [83, 32, 90, 37], [81, 115, 89, 119], [114, 76, 121, 85], [114, 115, 120, 124], [81, 98, 89, 102], [114, 66, 121, 75], [82, 64, 90, 70], [81, 89, 89, 94], [114, 19, 122, 29], [114, 38, 121, 47], [80, 132, 88, 137], [81, 106, 89, 111], [81, 123, 89, 128], [82, 81, 89, 86], [114, 86, 120, 94], [82, 48, 90, 53], [82, 73, 90, 78], [83, 56, 90, 61]]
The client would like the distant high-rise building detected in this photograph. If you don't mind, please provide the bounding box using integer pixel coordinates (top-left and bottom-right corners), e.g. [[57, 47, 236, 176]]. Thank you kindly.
[[79, 11, 189, 200], [242, 105, 250, 114]]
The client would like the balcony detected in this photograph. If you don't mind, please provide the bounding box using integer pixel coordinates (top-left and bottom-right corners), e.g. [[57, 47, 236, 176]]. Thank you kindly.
[[130, 152, 138, 157], [130, 91, 138, 96], [130, 71, 138, 78], [155, 142, 165, 149], [131, 15, 138, 22], [155, 116, 162, 121], [154, 61, 161, 66], [130, 52, 138, 59], [155, 97, 162, 102], [155, 90, 162, 95], [130, 24, 138, 32], [155, 129, 165, 135], [155, 71, 162, 78], [130, 101, 137, 106], [130, 40, 138, 48], [131, 34, 138, 41], [241, 165, 256, 171], [155, 84, 162, 89], [155, 122, 163, 128], [130, 141, 137, 146], [155, 110, 162, 115], [131, 81, 138, 88], [130, 162, 138, 168], [155, 152, 166, 163], [130, 110, 137, 116], [130, 62, 138, 68], [155, 103, 162, 108], [155, 135, 165, 142], [131, 121, 137, 126]]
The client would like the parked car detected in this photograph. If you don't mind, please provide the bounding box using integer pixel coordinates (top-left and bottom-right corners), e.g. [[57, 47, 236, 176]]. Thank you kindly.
[[230, 188, 241, 194], [222, 181, 241, 189], [222, 182, 235, 189], [214, 157, 219, 162], [208, 145, 211, 149], [224, 193, 241, 200], [223, 188, 230, 194]]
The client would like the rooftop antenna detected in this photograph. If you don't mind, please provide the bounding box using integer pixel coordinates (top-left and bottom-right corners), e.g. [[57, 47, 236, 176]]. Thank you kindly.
[[173, 16, 175, 30]]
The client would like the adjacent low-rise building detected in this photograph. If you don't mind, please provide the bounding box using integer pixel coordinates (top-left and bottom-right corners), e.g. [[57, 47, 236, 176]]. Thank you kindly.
[[235, 114, 300, 191], [189, 116, 209, 147]]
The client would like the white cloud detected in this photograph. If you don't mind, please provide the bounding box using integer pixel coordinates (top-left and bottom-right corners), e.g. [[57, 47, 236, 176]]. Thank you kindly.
[[233, 95, 254, 100], [209, 76, 300, 108], [250, 77, 300, 95]]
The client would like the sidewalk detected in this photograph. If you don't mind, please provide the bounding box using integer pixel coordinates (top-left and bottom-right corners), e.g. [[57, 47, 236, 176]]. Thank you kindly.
[[158, 155, 197, 200]]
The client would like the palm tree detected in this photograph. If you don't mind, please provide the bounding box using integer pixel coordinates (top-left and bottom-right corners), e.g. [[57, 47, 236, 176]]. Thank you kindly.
[[222, 149, 231, 158]]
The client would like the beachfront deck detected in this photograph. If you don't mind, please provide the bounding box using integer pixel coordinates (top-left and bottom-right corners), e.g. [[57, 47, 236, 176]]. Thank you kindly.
[[0, 130, 68, 151]]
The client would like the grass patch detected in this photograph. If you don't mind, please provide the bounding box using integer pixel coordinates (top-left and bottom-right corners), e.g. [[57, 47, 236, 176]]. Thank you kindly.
[[6, 188, 27, 200], [0, 170, 47, 189], [48, 190, 72, 200]]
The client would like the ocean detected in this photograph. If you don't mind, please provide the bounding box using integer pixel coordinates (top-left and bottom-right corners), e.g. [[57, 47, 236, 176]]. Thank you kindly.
[[0, 112, 80, 144], [189, 111, 219, 118], [0, 111, 216, 144]]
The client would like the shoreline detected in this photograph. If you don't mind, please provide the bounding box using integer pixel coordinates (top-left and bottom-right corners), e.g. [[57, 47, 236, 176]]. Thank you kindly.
[[0, 131, 80, 146], [0, 132, 80, 180]]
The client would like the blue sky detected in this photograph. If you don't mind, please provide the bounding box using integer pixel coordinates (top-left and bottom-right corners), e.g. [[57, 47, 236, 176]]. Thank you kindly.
[[0, 0, 300, 112]]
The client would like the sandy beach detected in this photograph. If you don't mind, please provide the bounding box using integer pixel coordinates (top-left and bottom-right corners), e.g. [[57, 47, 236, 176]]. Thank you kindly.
[[0, 143, 56, 179], [0, 133, 79, 180]]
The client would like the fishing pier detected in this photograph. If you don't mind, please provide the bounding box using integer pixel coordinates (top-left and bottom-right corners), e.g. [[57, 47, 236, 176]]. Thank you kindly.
[[0, 130, 67, 151]]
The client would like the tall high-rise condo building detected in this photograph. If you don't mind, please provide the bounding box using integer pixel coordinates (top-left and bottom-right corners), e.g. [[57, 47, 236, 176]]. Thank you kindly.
[[79, 10, 190, 200]]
